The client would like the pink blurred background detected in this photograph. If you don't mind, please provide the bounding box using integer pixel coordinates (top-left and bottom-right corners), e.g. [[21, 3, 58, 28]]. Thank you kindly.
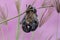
[[0, 0, 60, 40]]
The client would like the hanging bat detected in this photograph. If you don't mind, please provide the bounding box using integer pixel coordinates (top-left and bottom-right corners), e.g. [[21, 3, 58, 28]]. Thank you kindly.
[[21, 5, 38, 33]]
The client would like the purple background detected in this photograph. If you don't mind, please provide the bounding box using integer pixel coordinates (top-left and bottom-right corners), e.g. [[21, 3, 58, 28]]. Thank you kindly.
[[0, 0, 60, 40]]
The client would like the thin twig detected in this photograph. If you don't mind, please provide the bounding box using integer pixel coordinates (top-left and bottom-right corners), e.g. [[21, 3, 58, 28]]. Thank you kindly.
[[0, 5, 8, 25], [48, 34, 54, 40], [39, 8, 47, 27], [0, 12, 25, 24], [39, 7, 53, 27], [0, 27, 5, 40], [16, 0, 21, 40], [37, 5, 54, 9], [30, 32, 35, 40], [56, 13, 59, 40]]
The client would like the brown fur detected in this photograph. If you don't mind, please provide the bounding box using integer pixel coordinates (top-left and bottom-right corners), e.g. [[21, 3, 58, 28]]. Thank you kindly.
[[25, 12, 35, 23]]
